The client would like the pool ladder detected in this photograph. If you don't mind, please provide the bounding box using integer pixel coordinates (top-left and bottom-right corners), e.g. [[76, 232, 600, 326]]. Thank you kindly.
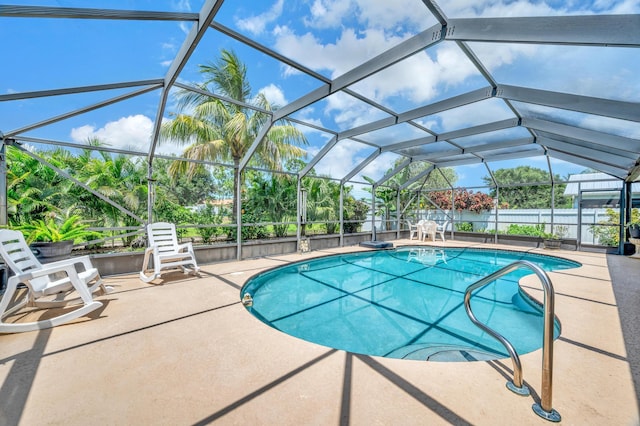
[[464, 260, 561, 422]]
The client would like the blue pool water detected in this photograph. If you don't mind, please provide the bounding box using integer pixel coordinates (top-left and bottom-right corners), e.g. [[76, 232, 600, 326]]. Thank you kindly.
[[241, 247, 581, 362]]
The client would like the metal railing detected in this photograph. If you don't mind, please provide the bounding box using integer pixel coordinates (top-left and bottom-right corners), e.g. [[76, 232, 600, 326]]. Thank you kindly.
[[464, 260, 561, 423]]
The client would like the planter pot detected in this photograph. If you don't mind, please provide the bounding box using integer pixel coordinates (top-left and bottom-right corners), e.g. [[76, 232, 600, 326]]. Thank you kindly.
[[30, 240, 73, 263], [543, 239, 562, 249], [629, 225, 640, 239]]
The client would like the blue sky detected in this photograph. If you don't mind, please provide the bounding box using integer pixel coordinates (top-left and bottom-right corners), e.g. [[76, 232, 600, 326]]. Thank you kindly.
[[1, 0, 639, 190]]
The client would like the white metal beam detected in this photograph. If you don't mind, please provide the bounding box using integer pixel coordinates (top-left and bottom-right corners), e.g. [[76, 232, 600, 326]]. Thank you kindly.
[[374, 158, 412, 188], [446, 15, 640, 47], [0, 5, 197, 21], [273, 23, 444, 121], [6, 85, 160, 138], [147, 0, 224, 162], [398, 87, 494, 122], [523, 117, 640, 154], [299, 136, 339, 179], [547, 149, 628, 179], [341, 148, 382, 184], [536, 136, 637, 170], [0, 79, 163, 102], [498, 84, 640, 123], [399, 165, 435, 190]]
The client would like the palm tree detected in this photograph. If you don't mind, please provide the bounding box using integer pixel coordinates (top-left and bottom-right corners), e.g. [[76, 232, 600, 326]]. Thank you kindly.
[[160, 49, 308, 218]]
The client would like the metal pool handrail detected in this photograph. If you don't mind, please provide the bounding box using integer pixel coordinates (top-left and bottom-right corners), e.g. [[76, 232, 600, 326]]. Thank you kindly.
[[464, 260, 561, 423]]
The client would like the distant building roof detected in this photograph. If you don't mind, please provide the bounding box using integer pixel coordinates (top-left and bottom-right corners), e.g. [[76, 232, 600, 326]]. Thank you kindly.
[[564, 173, 639, 196]]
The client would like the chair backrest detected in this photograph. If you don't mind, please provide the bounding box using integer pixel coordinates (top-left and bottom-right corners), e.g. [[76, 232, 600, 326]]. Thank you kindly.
[[147, 222, 180, 253], [422, 220, 437, 233], [0, 230, 53, 290], [0, 230, 44, 276], [439, 220, 450, 231]]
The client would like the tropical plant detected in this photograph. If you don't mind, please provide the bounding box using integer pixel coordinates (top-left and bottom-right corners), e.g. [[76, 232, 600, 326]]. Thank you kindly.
[[426, 189, 494, 213], [6, 147, 70, 225], [17, 214, 100, 244], [589, 208, 624, 246], [343, 197, 369, 233], [304, 176, 342, 234], [245, 173, 297, 237], [160, 49, 308, 220]]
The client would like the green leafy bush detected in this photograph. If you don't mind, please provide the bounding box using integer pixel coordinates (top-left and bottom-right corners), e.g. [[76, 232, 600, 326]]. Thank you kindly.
[[505, 223, 545, 237], [455, 222, 473, 232], [192, 205, 223, 244]]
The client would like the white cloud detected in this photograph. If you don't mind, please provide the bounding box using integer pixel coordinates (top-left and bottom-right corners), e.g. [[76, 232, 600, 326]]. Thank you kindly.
[[322, 92, 389, 130], [172, 0, 193, 12], [606, 0, 640, 13], [304, 0, 432, 30], [309, 139, 372, 179], [357, 152, 402, 181], [295, 107, 325, 131], [69, 115, 181, 156], [304, 0, 354, 29], [236, 0, 285, 35], [258, 83, 287, 107], [70, 115, 153, 152]]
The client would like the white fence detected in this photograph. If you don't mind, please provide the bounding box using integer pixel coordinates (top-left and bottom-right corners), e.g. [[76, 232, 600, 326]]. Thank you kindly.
[[393, 208, 621, 245], [419, 209, 617, 244]]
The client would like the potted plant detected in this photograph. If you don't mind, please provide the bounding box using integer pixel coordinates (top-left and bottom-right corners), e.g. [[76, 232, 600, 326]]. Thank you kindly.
[[627, 221, 640, 239], [17, 215, 100, 262], [543, 225, 568, 249]]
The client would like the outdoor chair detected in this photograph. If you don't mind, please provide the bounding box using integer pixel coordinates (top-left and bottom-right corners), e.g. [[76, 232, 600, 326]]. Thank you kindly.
[[407, 220, 420, 240], [435, 220, 449, 242], [0, 229, 111, 333], [419, 220, 437, 242], [139, 222, 200, 283]]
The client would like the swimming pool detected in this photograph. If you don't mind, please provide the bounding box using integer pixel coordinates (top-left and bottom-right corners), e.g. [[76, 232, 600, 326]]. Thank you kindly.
[[241, 247, 581, 362]]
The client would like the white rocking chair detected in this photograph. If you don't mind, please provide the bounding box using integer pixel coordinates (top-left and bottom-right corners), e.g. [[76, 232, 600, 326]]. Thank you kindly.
[[139, 222, 200, 283], [0, 230, 111, 333]]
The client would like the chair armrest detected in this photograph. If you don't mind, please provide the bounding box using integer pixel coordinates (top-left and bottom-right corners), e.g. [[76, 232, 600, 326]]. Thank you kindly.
[[40, 255, 95, 272], [176, 242, 193, 252], [18, 262, 78, 282]]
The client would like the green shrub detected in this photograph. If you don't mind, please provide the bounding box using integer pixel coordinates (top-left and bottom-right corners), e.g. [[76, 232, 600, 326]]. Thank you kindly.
[[192, 205, 223, 244], [455, 222, 473, 232], [505, 223, 545, 237]]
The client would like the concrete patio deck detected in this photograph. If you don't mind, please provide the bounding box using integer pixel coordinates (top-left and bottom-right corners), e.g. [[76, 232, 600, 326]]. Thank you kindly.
[[1, 239, 639, 425]]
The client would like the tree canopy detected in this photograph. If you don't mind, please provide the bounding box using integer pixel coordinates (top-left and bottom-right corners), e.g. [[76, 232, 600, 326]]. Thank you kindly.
[[482, 166, 571, 209], [159, 49, 308, 218]]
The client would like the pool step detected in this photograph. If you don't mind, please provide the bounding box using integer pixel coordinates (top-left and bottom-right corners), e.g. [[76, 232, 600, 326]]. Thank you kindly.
[[388, 344, 502, 362]]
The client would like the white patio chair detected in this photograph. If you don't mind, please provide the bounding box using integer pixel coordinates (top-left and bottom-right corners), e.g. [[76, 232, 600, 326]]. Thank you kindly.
[[139, 222, 200, 283], [0, 229, 111, 333], [419, 220, 437, 242], [407, 220, 419, 240], [435, 220, 449, 242]]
